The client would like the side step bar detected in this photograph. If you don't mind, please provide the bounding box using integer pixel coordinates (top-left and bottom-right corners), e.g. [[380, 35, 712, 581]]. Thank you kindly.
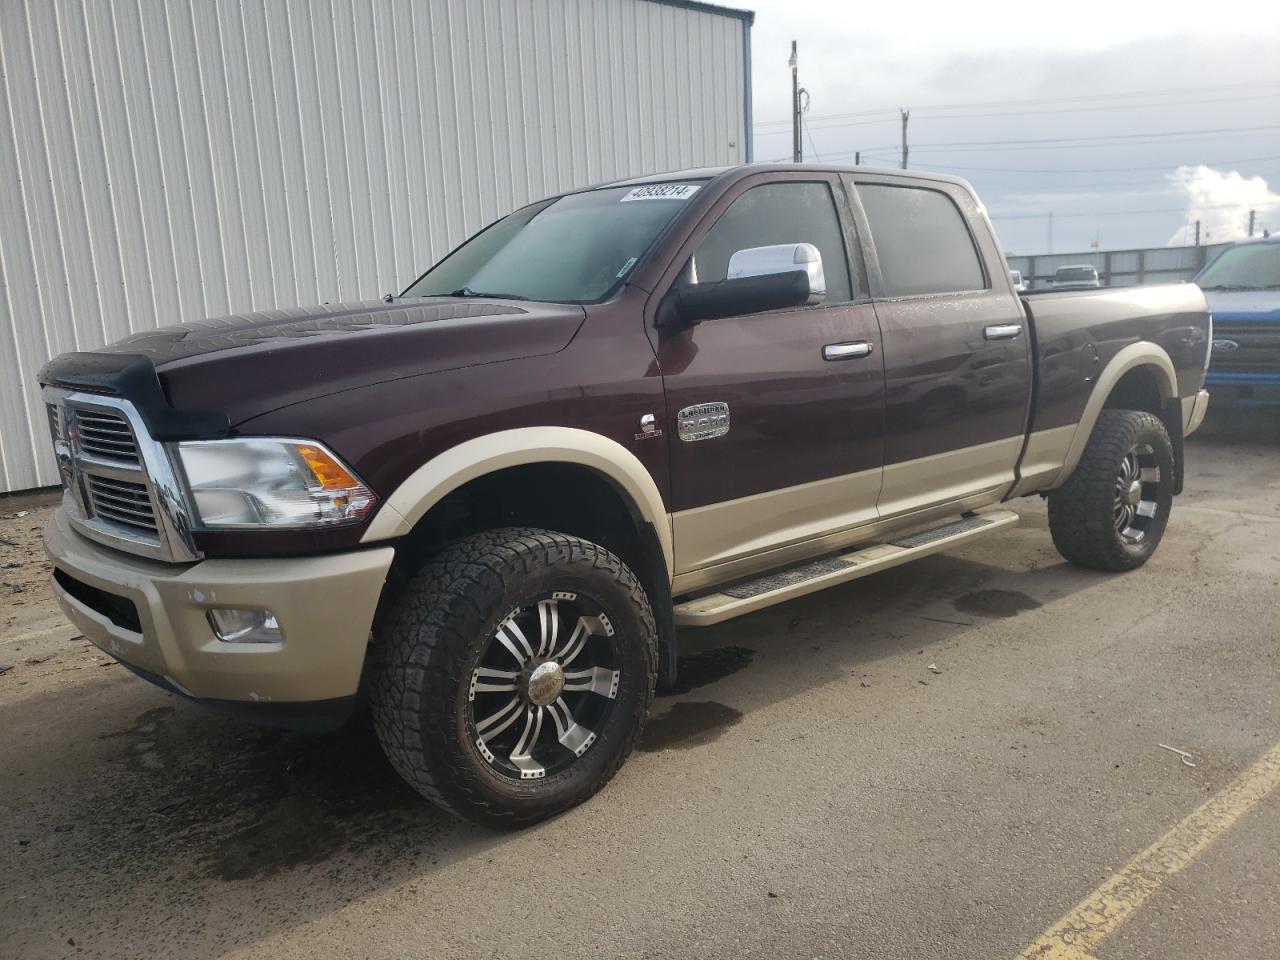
[[673, 510, 1020, 627]]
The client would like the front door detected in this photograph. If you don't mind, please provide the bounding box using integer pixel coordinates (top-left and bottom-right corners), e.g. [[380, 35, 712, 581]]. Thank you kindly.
[[652, 174, 886, 578], [849, 176, 1032, 517]]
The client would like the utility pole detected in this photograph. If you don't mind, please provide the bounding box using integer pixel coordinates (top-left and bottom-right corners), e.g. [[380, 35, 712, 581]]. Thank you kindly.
[[790, 41, 801, 163], [1249, 209, 1256, 237], [900, 108, 909, 169], [1194, 219, 1201, 246]]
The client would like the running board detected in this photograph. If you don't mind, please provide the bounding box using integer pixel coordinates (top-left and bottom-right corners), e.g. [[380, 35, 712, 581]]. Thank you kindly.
[[672, 510, 1020, 627]]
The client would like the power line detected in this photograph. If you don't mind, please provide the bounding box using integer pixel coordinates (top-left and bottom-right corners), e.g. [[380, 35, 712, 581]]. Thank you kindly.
[[751, 79, 1280, 128], [912, 80, 1280, 112], [977, 171, 1280, 192], [755, 92, 1280, 134], [805, 152, 1280, 173], [988, 200, 1280, 221], [907, 124, 1280, 151], [803, 115, 821, 162], [905, 93, 1280, 123]]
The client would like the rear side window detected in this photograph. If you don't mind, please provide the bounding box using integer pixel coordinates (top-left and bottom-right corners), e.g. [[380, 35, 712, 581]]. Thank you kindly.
[[686, 181, 854, 303], [858, 184, 985, 297]]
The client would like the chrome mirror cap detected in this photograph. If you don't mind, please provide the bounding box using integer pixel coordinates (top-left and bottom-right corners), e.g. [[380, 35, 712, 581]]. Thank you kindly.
[[727, 242, 826, 304]]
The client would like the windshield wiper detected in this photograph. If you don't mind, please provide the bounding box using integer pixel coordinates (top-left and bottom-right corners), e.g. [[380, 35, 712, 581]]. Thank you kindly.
[[449, 287, 530, 301]]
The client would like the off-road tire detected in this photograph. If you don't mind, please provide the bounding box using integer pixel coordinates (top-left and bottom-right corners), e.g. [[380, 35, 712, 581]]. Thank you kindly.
[[1048, 410, 1175, 571], [371, 527, 657, 828]]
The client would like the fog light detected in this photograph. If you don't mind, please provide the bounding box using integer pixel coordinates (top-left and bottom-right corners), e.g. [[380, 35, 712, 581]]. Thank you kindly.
[[208, 608, 282, 644]]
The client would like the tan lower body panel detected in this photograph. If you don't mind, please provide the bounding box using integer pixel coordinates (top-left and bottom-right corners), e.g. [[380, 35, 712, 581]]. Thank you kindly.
[[1008, 424, 1077, 498], [44, 509, 394, 703], [671, 468, 882, 577], [877, 435, 1024, 516], [671, 436, 1023, 594]]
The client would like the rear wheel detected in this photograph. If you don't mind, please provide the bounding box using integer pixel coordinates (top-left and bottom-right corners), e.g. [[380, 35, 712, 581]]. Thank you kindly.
[[1048, 410, 1175, 571], [372, 527, 657, 827]]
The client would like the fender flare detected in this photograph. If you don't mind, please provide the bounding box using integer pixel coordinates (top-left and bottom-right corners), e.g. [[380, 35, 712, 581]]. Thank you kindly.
[[1049, 341, 1178, 489], [360, 427, 674, 578]]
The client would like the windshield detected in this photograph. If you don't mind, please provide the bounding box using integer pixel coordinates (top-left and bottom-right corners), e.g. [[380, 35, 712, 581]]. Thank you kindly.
[[403, 183, 704, 303], [1195, 242, 1280, 290], [1055, 267, 1096, 282]]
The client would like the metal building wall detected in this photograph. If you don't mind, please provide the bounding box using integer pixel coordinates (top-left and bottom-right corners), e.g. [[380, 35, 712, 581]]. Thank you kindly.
[[0, 0, 751, 493]]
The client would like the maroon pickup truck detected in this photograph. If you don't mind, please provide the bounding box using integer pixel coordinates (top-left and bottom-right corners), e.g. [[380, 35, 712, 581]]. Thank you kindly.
[[40, 164, 1210, 826]]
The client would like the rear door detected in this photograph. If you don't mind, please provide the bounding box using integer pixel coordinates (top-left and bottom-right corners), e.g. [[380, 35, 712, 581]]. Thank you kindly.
[[651, 173, 886, 578], [846, 175, 1032, 516]]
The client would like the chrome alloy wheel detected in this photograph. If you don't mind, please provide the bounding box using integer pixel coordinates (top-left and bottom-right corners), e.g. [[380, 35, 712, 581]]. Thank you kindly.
[[468, 592, 621, 781], [1114, 443, 1161, 544]]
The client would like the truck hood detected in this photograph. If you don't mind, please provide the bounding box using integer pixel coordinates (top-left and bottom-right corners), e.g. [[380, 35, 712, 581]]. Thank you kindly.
[[92, 298, 586, 426], [1202, 289, 1280, 323]]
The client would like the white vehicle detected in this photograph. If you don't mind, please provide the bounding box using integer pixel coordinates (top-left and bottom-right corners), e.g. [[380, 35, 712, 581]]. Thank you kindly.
[[1051, 264, 1100, 289], [1009, 269, 1027, 292]]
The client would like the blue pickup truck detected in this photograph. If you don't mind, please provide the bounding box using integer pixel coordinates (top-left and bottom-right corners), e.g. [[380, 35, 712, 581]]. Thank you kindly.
[[1194, 236, 1280, 405]]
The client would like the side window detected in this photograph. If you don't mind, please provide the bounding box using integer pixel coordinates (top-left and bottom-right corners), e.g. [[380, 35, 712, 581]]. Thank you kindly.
[[683, 181, 854, 304], [857, 184, 986, 297]]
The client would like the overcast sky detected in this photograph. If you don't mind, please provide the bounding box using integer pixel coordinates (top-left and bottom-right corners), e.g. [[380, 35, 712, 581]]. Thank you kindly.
[[742, 0, 1280, 253]]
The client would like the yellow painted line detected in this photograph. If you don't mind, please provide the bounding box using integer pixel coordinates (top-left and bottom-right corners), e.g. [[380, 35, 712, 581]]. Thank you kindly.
[[1018, 740, 1280, 960]]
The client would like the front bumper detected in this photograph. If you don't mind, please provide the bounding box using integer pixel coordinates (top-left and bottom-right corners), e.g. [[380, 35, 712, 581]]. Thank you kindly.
[[44, 509, 394, 708], [1204, 372, 1280, 406]]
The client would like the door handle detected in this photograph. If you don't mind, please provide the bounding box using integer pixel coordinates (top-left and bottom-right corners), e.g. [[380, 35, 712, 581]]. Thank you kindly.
[[984, 324, 1022, 340], [823, 341, 874, 361]]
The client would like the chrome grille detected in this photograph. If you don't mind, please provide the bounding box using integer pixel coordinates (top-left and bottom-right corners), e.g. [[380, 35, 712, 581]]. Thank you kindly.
[[75, 409, 140, 464], [86, 476, 159, 533], [42, 387, 200, 563]]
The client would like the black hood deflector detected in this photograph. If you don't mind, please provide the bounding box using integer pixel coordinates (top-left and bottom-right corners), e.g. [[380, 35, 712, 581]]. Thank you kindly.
[[38, 352, 231, 440]]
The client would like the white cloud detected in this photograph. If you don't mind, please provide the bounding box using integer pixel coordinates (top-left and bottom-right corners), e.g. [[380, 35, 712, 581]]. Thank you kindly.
[[1166, 166, 1279, 245]]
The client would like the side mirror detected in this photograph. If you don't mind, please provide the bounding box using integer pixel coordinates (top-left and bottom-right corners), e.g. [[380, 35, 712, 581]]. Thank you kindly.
[[727, 242, 826, 302], [656, 242, 826, 328], [660, 270, 813, 326]]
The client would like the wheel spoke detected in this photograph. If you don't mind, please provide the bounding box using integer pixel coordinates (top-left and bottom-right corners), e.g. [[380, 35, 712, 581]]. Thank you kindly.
[[547, 696, 597, 757], [494, 617, 534, 664], [509, 706, 546, 779], [476, 695, 523, 740], [1114, 503, 1129, 533], [554, 617, 591, 664], [470, 667, 519, 696], [536, 600, 560, 656], [563, 665, 620, 699]]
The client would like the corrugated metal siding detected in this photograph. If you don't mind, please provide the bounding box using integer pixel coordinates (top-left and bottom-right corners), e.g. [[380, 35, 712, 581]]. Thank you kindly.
[[0, 0, 748, 493]]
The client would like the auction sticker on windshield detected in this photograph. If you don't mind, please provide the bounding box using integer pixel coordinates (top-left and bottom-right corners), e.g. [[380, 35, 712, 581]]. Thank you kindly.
[[620, 184, 701, 202]]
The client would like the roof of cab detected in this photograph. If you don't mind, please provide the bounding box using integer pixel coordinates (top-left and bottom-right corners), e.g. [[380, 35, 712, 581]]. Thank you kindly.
[[602, 163, 975, 192]]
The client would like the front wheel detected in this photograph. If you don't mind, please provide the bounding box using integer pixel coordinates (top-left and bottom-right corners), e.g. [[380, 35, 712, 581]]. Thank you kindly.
[[371, 527, 657, 827], [1048, 409, 1175, 571]]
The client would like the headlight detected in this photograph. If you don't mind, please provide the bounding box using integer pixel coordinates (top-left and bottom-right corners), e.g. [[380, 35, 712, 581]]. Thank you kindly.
[[176, 438, 377, 528]]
